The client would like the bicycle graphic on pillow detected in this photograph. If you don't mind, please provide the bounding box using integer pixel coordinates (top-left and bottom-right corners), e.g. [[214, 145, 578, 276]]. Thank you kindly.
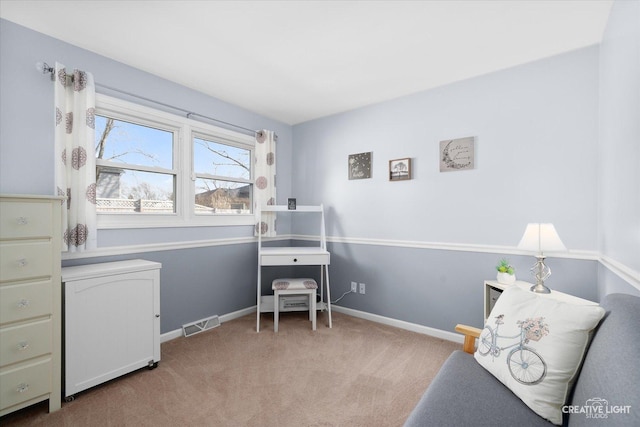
[[478, 314, 549, 385]]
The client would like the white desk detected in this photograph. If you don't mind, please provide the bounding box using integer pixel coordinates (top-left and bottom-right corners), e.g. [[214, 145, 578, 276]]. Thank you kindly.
[[260, 246, 330, 266], [256, 205, 332, 332]]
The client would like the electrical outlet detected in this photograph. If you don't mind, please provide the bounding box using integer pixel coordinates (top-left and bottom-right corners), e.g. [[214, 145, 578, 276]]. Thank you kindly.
[[351, 281, 358, 293], [359, 283, 366, 294]]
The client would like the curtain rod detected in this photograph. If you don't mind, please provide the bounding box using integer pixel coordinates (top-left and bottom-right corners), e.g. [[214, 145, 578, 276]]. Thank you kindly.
[[37, 61, 260, 137]]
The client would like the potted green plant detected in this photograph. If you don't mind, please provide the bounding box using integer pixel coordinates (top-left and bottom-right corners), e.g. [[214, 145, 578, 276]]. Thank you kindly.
[[496, 258, 516, 285]]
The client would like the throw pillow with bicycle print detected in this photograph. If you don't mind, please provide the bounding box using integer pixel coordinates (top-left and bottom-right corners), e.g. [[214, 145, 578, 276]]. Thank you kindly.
[[478, 314, 549, 385], [473, 285, 605, 425]]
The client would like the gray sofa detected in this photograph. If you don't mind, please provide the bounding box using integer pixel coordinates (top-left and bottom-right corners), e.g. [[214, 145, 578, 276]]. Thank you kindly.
[[404, 293, 640, 426]]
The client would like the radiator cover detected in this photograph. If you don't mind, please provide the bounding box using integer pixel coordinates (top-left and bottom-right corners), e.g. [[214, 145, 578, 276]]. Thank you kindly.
[[61, 260, 162, 399]]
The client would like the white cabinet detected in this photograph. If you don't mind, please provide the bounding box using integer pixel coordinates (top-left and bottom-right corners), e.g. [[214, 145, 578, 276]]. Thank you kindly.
[[483, 280, 598, 322], [483, 280, 512, 322], [61, 260, 161, 399], [0, 195, 63, 416]]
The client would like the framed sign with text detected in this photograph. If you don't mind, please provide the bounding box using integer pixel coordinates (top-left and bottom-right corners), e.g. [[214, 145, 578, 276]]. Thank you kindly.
[[440, 137, 475, 172], [348, 152, 372, 180]]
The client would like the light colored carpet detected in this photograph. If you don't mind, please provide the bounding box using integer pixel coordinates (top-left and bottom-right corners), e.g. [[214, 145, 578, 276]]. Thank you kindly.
[[2, 311, 459, 426]]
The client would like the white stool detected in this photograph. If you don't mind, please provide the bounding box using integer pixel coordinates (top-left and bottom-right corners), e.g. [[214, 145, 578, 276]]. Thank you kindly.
[[272, 278, 317, 332]]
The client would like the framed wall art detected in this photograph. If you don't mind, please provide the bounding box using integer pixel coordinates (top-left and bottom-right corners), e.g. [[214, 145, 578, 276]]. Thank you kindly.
[[348, 152, 372, 180], [389, 158, 411, 181], [440, 136, 475, 172]]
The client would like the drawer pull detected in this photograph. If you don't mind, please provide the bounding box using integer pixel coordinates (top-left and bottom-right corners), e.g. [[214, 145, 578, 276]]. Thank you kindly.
[[16, 383, 30, 393], [293, 258, 298, 262], [17, 258, 28, 268], [18, 341, 30, 351], [17, 298, 30, 308], [17, 216, 29, 225]]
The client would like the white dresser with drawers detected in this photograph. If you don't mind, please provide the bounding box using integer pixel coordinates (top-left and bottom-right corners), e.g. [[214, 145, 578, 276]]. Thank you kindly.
[[0, 195, 63, 416]]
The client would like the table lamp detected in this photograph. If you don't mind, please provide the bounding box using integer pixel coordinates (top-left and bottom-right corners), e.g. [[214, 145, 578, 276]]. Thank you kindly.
[[517, 223, 566, 293]]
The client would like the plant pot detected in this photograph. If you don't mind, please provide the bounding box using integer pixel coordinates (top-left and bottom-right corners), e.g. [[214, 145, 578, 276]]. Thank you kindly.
[[497, 272, 516, 285]]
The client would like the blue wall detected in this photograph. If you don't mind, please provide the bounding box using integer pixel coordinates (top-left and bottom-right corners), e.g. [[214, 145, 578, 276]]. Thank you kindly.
[[324, 242, 599, 330], [597, 0, 640, 297], [293, 48, 600, 249]]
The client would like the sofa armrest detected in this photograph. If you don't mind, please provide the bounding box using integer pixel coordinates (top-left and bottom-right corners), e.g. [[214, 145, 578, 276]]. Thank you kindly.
[[455, 324, 482, 354]]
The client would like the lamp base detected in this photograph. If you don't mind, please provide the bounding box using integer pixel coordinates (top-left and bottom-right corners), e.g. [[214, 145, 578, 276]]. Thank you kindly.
[[529, 255, 552, 294], [530, 283, 551, 294]]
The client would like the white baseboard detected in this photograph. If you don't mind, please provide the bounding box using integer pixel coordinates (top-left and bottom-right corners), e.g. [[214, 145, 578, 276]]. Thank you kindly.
[[219, 306, 256, 323], [160, 306, 257, 343], [331, 305, 464, 344], [160, 329, 183, 343], [161, 304, 463, 345]]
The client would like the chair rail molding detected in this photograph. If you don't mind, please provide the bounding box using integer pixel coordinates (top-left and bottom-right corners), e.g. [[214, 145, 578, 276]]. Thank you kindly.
[[599, 254, 640, 291], [62, 232, 638, 292]]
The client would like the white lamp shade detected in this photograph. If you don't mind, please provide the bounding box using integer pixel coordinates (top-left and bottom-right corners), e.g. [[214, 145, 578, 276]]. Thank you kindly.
[[517, 223, 567, 254]]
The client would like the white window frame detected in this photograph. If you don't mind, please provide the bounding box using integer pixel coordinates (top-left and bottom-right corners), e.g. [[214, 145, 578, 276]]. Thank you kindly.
[[95, 94, 255, 229], [191, 128, 254, 215]]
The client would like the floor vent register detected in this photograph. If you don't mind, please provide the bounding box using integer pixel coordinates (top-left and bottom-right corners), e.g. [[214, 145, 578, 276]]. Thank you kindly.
[[182, 315, 220, 337]]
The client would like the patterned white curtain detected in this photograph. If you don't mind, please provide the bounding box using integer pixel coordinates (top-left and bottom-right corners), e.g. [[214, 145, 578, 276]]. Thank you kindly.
[[254, 129, 277, 237], [54, 62, 97, 252]]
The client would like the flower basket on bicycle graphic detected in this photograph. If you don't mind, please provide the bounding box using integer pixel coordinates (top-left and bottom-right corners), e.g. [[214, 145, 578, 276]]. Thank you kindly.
[[518, 317, 549, 343]]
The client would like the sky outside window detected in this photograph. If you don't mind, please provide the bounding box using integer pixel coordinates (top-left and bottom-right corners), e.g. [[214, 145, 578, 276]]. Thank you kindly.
[[193, 137, 250, 181], [95, 115, 175, 200]]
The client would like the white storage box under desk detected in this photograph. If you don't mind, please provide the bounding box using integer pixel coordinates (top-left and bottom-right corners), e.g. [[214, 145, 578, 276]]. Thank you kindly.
[[61, 259, 161, 400]]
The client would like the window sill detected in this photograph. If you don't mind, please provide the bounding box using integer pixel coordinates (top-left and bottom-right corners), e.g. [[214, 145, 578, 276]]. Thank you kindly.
[[97, 214, 256, 229]]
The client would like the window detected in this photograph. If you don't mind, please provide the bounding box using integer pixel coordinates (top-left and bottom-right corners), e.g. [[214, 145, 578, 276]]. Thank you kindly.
[[193, 134, 252, 214], [95, 94, 255, 228], [95, 116, 177, 214]]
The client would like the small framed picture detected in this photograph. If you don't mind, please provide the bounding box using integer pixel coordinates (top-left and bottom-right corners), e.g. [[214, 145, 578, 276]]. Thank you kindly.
[[440, 136, 475, 172], [348, 152, 372, 180], [287, 198, 297, 210], [389, 158, 411, 181]]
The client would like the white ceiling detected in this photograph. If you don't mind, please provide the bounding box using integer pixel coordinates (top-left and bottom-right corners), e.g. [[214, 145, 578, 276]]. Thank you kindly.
[[1, 0, 613, 125]]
